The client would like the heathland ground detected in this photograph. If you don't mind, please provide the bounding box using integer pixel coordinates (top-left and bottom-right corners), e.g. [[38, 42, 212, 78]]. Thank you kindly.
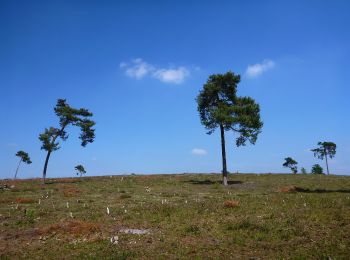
[[1, 173, 349, 259]]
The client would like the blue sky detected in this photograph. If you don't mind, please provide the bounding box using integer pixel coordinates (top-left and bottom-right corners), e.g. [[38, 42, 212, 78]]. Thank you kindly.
[[1, 0, 349, 179]]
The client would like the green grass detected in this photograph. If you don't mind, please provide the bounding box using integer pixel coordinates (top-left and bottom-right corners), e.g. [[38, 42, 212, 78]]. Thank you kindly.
[[1, 173, 350, 259]]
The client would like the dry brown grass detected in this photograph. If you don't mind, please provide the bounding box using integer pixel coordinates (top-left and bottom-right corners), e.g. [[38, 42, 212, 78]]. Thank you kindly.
[[223, 200, 240, 208], [52, 178, 80, 183], [15, 197, 35, 204], [62, 186, 82, 197], [38, 220, 101, 236], [139, 175, 156, 180], [278, 185, 298, 193]]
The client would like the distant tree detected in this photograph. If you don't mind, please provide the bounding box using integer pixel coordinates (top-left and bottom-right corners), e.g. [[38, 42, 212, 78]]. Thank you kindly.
[[311, 141, 336, 175], [311, 164, 324, 174], [14, 151, 32, 179], [196, 72, 263, 185], [301, 167, 307, 174], [75, 165, 86, 177], [283, 157, 298, 174], [39, 99, 95, 183]]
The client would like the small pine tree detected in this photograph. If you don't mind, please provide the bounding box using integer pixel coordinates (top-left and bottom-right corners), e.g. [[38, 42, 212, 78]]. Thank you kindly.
[[283, 157, 298, 174], [311, 141, 336, 175], [14, 151, 32, 179], [300, 167, 307, 174], [75, 165, 86, 177], [311, 164, 324, 174]]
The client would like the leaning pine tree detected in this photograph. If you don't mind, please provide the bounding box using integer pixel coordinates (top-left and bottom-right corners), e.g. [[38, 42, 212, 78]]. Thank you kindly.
[[283, 157, 298, 174], [39, 99, 95, 183], [196, 72, 263, 185], [14, 150, 32, 179]]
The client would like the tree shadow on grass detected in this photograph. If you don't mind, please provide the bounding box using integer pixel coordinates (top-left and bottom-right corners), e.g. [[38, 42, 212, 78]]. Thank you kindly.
[[184, 179, 243, 185], [44, 179, 81, 185], [295, 187, 350, 193]]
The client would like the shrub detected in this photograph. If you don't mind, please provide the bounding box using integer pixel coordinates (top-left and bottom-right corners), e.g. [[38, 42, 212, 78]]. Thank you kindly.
[[184, 225, 200, 234], [25, 209, 36, 223], [311, 164, 324, 174], [301, 167, 307, 174]]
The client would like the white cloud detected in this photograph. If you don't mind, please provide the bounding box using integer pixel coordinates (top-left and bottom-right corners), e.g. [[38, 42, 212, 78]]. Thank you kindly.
[[191, 148, 207, 156], [246, 59, 275, 78], [120, 58, 154, 79], [120, 58, 190, 84], [153, 67, 189, 84]]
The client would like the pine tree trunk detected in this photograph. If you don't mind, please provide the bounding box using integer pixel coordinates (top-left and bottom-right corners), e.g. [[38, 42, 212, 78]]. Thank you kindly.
[[42, 151, 51, 183], [14, 159, 22, 179], [220, 124, 228, 186], [325, 153, 330, 175], [41, 124, 67, 184]]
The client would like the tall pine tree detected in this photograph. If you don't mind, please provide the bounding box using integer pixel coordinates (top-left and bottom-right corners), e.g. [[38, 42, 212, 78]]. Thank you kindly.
[[196, 72, 263, 185]]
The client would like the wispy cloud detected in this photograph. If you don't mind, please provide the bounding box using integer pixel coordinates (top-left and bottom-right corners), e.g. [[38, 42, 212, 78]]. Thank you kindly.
[[5, 143, 18, 149], [246, 59, 275, 78], [120, 58, 190, 84], [191, 148, 207, 156]]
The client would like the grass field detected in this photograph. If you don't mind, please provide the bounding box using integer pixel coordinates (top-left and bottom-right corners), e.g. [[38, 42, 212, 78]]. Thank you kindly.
[[1, 173, 350, 259]]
